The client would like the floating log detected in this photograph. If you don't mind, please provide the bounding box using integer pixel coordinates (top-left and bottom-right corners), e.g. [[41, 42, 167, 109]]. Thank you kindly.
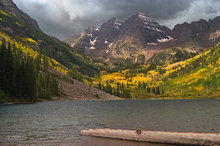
[[80, 129, 220, 146]]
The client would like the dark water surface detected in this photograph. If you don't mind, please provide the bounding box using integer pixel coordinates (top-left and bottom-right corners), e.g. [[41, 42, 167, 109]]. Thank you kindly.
[[0, 99, 220, 146]]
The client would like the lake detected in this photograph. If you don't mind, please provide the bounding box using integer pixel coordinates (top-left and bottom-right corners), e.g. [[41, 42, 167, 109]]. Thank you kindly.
[[0, 99, 220, 146]]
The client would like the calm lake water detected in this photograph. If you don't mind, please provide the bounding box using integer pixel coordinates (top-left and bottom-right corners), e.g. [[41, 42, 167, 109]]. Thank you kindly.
[[0, 99, 220, 146]]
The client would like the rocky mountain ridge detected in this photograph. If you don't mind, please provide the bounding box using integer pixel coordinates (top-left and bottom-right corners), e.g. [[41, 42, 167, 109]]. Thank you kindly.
[[65, 13, 220, 68], [65, 13, 175, 67], [173, 16, 220, 47]]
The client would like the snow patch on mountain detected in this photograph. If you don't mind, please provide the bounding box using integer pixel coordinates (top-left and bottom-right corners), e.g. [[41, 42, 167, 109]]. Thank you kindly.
[[144, 25, 164, 32], [87, 33, 93, 37], [105, 59, 110, 62], [147, 43, 157, 46], [114, 22, 122, 29], [137, 12, 154, 22], [94, 27, 100, 31], [157, 36, 174, 43], [90, 38, 97, 46], [109, 43, 113, 48], [89, 46, 96, 50]]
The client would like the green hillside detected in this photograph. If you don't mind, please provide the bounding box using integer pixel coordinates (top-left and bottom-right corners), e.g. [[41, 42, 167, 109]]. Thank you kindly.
[[94, 43, 220, 99], [0, 2, 104, 102], [148, 47, 199, 67], [0, 5, 102, 77], [161, 44, 220, 98]]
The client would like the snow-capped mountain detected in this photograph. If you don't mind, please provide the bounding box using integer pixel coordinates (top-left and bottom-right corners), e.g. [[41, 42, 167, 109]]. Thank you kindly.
[[117, 13, 173, 47], [64, 13, 220, 67], [64, 13, 175, 65], [64, 17, 123, 58]]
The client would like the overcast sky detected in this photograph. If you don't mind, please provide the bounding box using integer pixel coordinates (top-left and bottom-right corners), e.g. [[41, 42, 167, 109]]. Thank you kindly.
[[13, 0, 220, 40]]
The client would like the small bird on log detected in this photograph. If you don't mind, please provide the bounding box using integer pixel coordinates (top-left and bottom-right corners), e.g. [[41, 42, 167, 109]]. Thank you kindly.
[[136, 128, 142, 135]]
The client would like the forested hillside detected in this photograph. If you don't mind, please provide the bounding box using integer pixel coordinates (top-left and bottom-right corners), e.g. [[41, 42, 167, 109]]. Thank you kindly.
[[0, 1, 102, 77], [0, 0, 116, 102], [0, 38, 59, 102], [0, 0, 219, 101], [162, 43, 220, 98], [94, 43, 220, 99]]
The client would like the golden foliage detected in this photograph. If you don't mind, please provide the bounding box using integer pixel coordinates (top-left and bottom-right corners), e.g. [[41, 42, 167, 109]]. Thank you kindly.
[[0, 10, 10, 17], [0, 31, 69, 75], [217, 58, 220, 65], [15, 22, 23, 27], [23, 38, 39, 45]]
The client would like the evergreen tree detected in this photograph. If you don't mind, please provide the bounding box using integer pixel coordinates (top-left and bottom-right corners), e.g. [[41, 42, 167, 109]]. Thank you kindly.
[[152, 87, 156, 94], [138, 81, 141, 89], [155, 86, 160, 96], [113, 87, 116, 96], [0, 39, 7, 92], [0, 39, 59, 101], [142, 81, 146, 89], [116, 82, 120, 97], [121, 88, 131, 98], [5, 43, 15, 96], [147, 87, 151, 94], [98, 82, 102, 90]]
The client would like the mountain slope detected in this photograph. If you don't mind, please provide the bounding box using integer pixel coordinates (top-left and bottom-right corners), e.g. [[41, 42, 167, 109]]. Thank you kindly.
[[65, 18, 123, 59], [0, 0, 39, 29], [65, 13, 175, 68], [148, 47, 199, 67], [116, 13, 172, 48], [0, 0, 117, 102], [0, 0, 102, 76], [93, 42, 220, 99], [161, 43, 220, 98], [66, 14, 220, 70]]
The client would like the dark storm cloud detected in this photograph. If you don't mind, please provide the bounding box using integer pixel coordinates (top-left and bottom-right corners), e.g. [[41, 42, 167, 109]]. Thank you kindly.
[[13, 0, 220, 40], [96, 0, 193, 19]]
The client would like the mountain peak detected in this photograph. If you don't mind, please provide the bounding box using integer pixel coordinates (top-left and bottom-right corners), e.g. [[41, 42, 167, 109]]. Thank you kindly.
[[125, 12, 158, 27], [136, 12, 154, 22], [123, 12, 171, 37], [65, 12, 174, 62]]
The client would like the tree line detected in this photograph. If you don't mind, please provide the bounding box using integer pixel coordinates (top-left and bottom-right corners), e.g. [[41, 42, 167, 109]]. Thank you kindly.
[[0, 39, 59, 102], [97, 80, 162, 98]]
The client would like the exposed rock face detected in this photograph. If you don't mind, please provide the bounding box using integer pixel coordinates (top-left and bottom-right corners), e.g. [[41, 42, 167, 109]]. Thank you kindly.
[[111, 13, 174, 62], [65, 13, 174, 66], [0, 0, 39, 29], [65, 18, 123, 58], [65, 13, 220, 67], [173, 16, 220, 47], [98, 18, 122, 45], [209, 16, 220, 42], [117, 13, 172, 47]]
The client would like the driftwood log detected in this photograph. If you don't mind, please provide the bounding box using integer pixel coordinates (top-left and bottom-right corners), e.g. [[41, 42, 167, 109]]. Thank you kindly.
[[80, 129, 220, 146]]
